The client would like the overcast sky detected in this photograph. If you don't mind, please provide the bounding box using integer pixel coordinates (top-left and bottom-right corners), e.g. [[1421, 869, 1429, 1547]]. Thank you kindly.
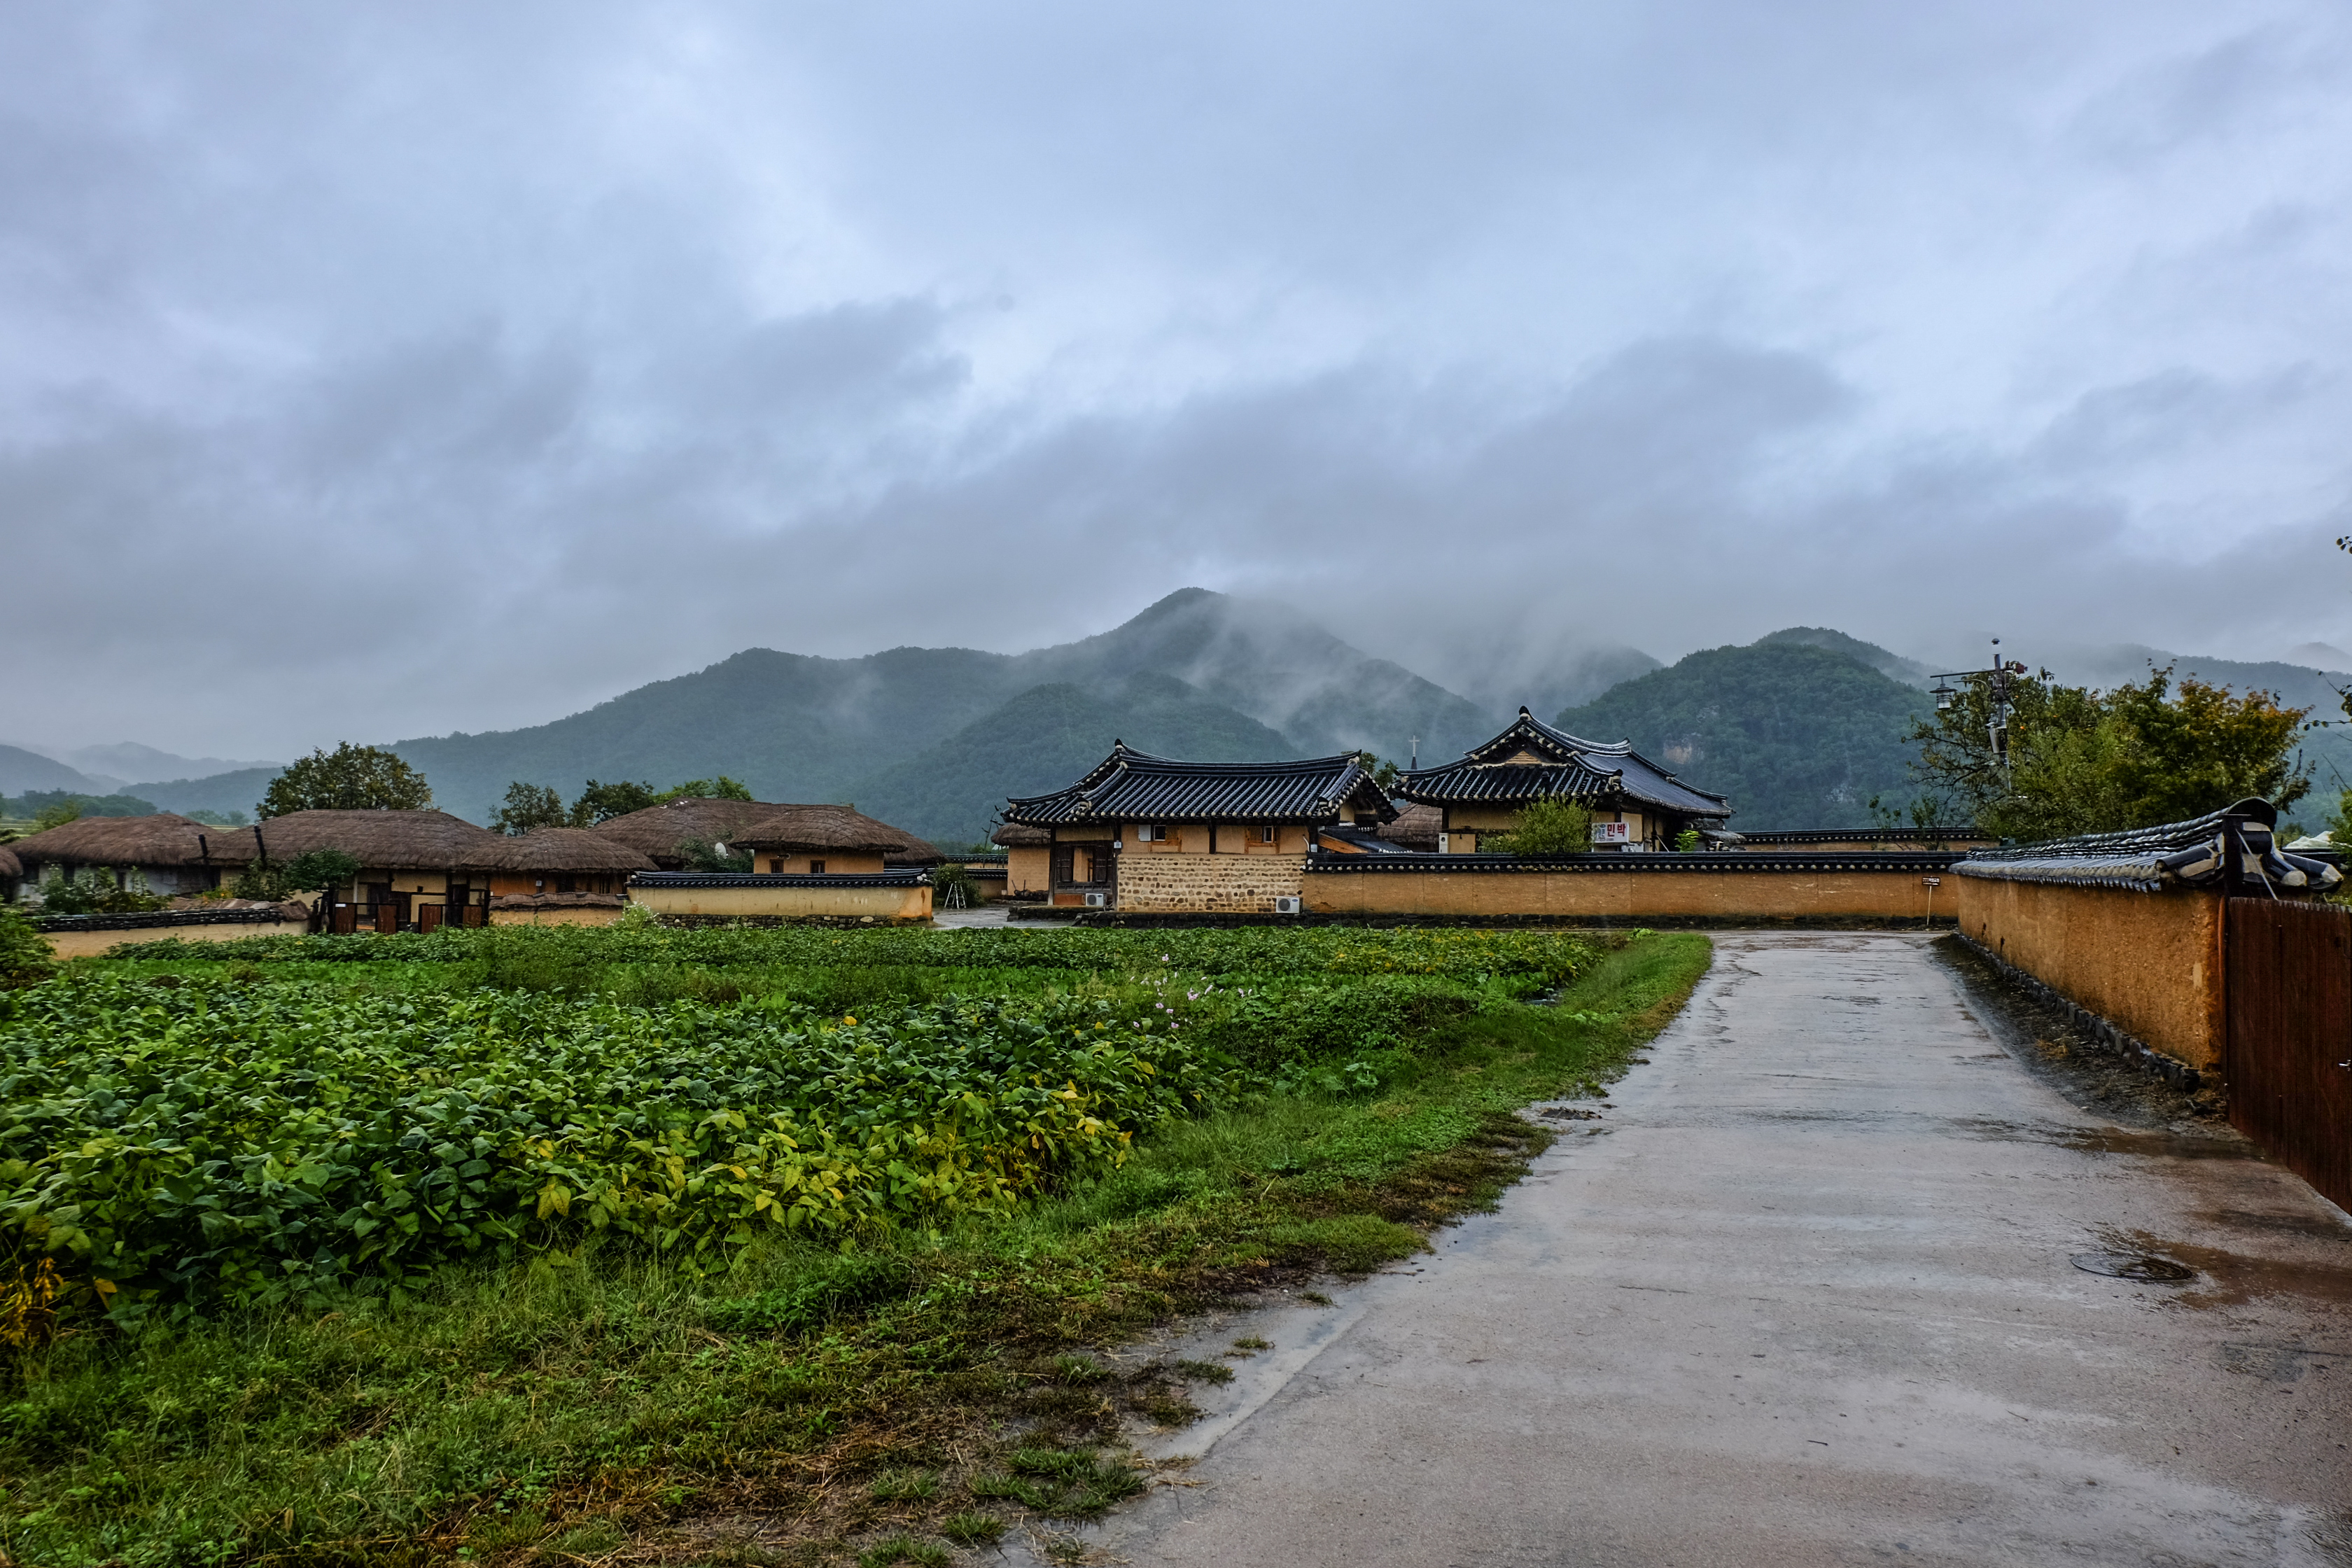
[[6, 1, 2350, 760]]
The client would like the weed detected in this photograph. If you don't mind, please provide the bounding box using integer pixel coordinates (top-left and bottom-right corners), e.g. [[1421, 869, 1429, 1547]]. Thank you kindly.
[[1053, 1353, 1110, 1385], [1173, 1359, 1235, 1384], [869, 1469, 939, 1502], [857, 1532, 947, 1567], [1298, 1290, 1334, 1306], [1231, 1336, 1271, 1354], [938, 1513, 1005, 1546]]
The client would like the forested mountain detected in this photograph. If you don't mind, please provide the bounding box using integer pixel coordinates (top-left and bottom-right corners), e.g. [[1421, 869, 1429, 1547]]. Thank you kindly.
[[848, 674, 1299, 844], [1554, 642, 1930, 830], [1752, 627, 1932, 687], [112, 592, 2352, 839]]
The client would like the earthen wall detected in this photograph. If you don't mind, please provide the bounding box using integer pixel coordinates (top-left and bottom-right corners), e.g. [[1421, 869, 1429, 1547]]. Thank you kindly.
[[1952, 876, 2223, 1071]]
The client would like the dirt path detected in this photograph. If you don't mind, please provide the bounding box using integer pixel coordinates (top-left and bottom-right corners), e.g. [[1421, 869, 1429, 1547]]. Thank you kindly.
[[1091, 932, 2352, 1567]]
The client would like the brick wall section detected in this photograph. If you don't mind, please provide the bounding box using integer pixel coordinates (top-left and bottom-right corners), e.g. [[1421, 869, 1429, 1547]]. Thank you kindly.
[[1119, 853, 1307, 913], [1954, 876, 2223, 1072]]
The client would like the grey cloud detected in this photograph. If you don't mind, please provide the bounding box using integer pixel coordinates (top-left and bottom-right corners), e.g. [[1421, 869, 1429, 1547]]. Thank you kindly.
[[2, 1, 2349, 760]]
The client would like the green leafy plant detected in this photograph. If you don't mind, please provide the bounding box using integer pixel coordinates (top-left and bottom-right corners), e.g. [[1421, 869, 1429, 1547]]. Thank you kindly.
[[0, 904, 57, 989]]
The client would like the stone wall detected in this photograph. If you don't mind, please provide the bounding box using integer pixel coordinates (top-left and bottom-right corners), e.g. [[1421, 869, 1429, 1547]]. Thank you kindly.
[[1118, 853, 1307, 913], [1953, 875, 2223, 1073]]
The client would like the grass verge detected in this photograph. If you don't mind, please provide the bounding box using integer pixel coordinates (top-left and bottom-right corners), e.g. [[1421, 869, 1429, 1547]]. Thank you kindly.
[[1, 932, 1711, 1567]]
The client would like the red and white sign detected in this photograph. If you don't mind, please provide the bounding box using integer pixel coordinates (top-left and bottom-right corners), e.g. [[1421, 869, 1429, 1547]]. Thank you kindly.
[[1590, 820, 1631, 844]]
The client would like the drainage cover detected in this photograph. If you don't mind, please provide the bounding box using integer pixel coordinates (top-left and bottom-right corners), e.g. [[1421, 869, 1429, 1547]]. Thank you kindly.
[[2071, 1252, 2196, 1283]]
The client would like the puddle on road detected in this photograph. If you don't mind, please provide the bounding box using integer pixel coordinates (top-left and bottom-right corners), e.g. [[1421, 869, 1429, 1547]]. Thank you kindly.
[[2085, 1226, 2352, 1311], [1952, 1116, 2247, 1159]]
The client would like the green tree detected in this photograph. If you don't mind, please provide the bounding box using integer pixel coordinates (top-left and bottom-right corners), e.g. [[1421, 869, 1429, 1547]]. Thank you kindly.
[[258, 744, 432, 818], [568, 779, 661, 825], [1907, 665, 2309, 840], [491, 782, 569, 836], [655, 776, 753, 804], [1352, 752, 1404, 791], [1483, 797, 1595, 855]]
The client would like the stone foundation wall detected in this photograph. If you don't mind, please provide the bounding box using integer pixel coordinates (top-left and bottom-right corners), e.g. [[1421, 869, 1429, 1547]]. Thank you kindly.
[[1117, 853, 1306, 913]]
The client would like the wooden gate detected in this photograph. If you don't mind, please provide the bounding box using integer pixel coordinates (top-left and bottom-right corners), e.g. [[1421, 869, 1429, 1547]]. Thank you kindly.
[[2225, 897, 2352, 1212]]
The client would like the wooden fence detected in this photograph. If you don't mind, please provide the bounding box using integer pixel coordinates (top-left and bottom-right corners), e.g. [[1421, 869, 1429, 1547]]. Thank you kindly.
[[2225, 897, 2351, 1213]]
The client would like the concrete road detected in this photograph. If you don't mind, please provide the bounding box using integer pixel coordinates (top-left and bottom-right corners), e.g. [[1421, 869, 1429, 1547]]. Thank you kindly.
[[1102, 932, 2352, 1568]]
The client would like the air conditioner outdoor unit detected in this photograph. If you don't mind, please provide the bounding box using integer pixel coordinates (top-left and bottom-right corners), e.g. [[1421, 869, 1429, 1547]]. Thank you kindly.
[[1084, 892, 1109, 908], [1273, 895, 1303, 915]]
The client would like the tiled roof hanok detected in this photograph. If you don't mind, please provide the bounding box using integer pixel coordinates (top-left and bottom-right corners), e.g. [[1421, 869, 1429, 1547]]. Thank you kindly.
[[1002, 743, 1395, 827], [1394, 708, 1732, 820]]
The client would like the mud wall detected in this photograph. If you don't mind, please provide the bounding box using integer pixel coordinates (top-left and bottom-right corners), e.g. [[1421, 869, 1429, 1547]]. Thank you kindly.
[[1303, 867, 1951, 922], [1952, 876, 2223, 1072], [627, 882, 932, 922], [41, 918, 309, 958]]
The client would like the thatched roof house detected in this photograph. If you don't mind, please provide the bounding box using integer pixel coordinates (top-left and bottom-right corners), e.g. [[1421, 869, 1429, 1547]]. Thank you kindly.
[[253, 809, 652, 930], [10, 813, 262, 895], [730, 805, 932, 874], [0, 843, 20, 895], [592, 797, 936, 875], [991, 822, 1051, 848], [478, 828, 654, 899]]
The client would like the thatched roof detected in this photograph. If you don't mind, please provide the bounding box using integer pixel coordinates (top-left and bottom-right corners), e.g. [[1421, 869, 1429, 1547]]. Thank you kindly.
[[8, 813, 263, 869], [731, 804, 921, 856], [992, 821, 1051, 848], [589, 799, 783, 865], [592, 797, 937, 867], [258, 809, 510, 871], [1377, 802, 1442, 851], [477, 828, 657, 874], [0, 844, 18, 880]]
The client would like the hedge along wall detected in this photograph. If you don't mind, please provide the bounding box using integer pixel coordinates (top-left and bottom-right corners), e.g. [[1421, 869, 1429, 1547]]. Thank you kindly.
[[1302, 853, 1962, 925], [1953, 875, 2224, 1073]]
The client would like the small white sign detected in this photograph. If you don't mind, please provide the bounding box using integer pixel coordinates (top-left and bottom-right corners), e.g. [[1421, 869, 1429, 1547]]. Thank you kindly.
[[1590, 821, 1631, 844]]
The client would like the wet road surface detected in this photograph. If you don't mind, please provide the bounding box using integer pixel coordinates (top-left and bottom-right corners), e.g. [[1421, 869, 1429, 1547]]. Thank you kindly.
[[1099, 932, 2352, 1567]]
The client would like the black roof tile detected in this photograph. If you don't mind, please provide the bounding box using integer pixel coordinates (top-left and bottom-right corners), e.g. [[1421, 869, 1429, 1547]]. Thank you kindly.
[[1395, 709, 1732, 820], [1003, 743, 1394, 827]]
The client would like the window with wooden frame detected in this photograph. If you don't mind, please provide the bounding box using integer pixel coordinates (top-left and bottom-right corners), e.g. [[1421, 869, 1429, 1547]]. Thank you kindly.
[[1135, 824, 1169, 842], [809, 860, 827, 875], [1256, 825, 1278, 845], [1051, 845, 1113, 886]]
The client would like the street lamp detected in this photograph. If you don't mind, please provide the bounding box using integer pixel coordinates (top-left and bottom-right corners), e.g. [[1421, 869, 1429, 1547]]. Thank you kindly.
[[1929, 638, 2033, 773]]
